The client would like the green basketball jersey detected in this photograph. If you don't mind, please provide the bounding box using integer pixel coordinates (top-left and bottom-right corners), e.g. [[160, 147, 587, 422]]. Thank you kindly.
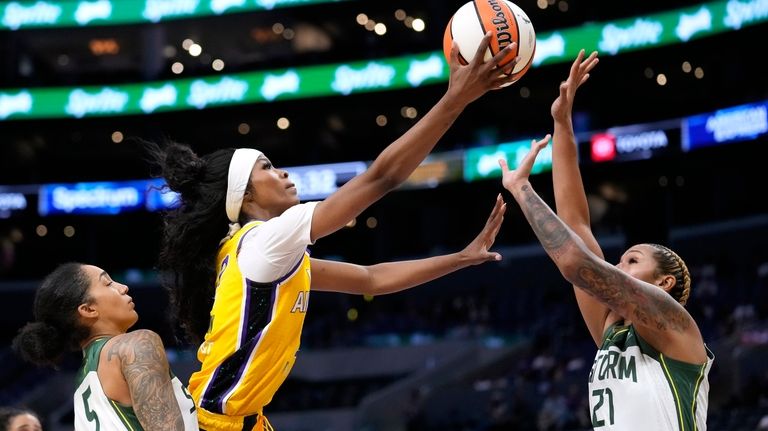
[[74, 337, 198, 431], [588, 324, 713, 430]]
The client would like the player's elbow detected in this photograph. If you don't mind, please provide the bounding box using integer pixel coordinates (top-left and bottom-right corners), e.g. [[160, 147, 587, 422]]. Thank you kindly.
[[374, 172, 404, 193], [365, 163, 408, 192]]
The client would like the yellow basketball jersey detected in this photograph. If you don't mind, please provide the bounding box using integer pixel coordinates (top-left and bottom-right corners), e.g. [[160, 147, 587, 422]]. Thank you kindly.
[[189, 220, 311, 427]]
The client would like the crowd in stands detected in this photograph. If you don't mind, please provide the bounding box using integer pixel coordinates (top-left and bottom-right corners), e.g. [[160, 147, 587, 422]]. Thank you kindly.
[[2, 234, 767, 430]]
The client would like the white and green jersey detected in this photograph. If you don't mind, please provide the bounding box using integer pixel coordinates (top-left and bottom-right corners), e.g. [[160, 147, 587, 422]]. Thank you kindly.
[[73, 337, 198, 431], [588, 323, 714, 430]]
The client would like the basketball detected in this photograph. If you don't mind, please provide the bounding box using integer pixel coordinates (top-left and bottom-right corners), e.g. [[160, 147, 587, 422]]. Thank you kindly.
[[443, 0, 536, 84]]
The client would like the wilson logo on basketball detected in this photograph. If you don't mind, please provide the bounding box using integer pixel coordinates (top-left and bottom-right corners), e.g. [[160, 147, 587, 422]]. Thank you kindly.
[[443, 0, 536, 84], [486, 0, 514, 49]]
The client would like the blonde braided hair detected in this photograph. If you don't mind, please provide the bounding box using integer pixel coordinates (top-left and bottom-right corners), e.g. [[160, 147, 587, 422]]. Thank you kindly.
[[645, 243, 692, 305]]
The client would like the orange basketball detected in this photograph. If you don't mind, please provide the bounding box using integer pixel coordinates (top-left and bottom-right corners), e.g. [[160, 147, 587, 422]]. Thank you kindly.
[[443, 0, 536, 84]]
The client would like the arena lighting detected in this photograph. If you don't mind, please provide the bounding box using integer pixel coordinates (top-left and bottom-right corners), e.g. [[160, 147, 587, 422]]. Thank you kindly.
[[2, 0, 765, 121], [188, 43, 202, 57], [88, 38, 119, 56], [0, 0, 354, 30]]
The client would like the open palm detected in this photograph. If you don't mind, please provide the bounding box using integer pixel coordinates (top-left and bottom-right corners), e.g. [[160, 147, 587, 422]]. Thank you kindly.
[[499, 135, 551, 192], [551, 49, 599, 123]]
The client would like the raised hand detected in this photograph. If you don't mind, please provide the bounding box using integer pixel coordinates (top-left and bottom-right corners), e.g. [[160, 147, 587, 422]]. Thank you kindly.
[[499, 135, 551, 193], [459, 194, 507, 264], [446, 32, 519, 106], [551, 49, 599, 123]]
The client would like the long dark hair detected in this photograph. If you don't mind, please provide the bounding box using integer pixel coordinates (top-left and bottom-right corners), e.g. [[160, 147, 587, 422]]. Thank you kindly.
[[12, 263, 91, 366], [147, 141, 235, 343]]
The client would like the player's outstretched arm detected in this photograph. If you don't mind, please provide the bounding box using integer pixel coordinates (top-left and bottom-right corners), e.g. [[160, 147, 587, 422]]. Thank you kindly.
[[550, 50, 609, 345], [311, 195, 506, 295], [108, 330, 185, 431], [500, 140, 707, 363], [310, 34, 518, 243]]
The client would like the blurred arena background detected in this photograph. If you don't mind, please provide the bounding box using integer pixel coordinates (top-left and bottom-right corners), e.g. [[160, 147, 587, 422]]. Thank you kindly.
[[1, 0, 767, 429]]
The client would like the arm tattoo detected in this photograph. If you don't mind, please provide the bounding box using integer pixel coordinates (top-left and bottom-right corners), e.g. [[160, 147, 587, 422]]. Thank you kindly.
[[520, 185, 572, 260], [109, 330, 185, 431], [516, 184, 692, 333]]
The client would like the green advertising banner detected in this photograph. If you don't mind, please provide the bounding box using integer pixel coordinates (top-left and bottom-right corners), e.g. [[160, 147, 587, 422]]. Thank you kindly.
[[1, 0, 766, 120], [0, 52, 448, 120], [464, 139, 553, 182], [533, 0, 768, 66], [0, 0, 349, 30]]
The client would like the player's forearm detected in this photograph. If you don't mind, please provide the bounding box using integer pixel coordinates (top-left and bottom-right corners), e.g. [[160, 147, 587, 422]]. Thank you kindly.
[[510, 181, 695, 332], [509, 180, 584, 270], [510, 181, 623, 318], [552, 117, 591, 226], [365, 253, 471, 295]]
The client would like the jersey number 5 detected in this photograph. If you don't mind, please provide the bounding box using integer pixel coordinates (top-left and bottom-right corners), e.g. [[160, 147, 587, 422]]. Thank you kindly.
[[82, 386, 101, 431]]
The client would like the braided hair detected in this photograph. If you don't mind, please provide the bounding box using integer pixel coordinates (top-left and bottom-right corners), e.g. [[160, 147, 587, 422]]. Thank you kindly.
[[645, 243, 692, 305]]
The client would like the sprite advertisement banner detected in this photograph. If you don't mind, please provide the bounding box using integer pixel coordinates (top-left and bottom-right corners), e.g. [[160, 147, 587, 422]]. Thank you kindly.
[[464, 139, 553, 182], [0, 53, 449, 120], [0, 0, 349, 30], [1, 0, 766, 120]]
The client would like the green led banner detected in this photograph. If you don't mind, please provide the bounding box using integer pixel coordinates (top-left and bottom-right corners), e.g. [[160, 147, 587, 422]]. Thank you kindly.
[[1, 0, 766, 120], [0, 52, 448, 120], [0, 0, 350, 30], [532, 0, 768, 66], [464, 139, 553, 183]]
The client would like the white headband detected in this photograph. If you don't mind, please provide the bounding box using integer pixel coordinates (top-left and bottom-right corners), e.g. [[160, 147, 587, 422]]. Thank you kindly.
[[225, 148, 263, 223]]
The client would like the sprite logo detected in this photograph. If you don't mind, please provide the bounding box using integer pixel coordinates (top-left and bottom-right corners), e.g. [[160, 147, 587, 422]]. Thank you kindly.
[[331, 62, 396, 95], [598, 18, 663, 55], [261, 70, 300, 101], [75, 0, 112, 25], [2, 1, 61, 30], [140, 84, 178, 113], [675, 7, 712, 41], [533, 32, 565, 66], [255, 0, 297, 10], [143, 0, 200, 23], [406, 55, 444, 87], [187, 77, 249, 109], [724, 0, 768, 29], [0, 91, 33, 119], [65, 88, 130, 118], [210, 0, 245, 14]]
